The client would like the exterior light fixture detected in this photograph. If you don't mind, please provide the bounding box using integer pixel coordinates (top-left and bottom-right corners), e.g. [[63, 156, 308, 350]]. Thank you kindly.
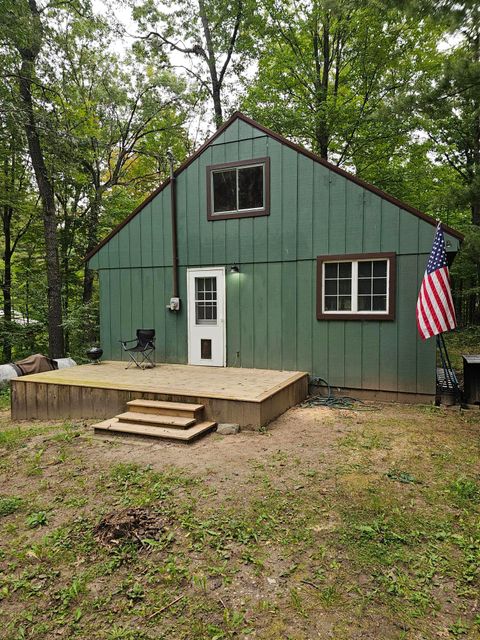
[[230, 264, 240, 274]]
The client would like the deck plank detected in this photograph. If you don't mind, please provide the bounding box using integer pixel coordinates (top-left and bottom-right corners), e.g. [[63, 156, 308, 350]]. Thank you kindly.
[[15, 361, 307, 403]]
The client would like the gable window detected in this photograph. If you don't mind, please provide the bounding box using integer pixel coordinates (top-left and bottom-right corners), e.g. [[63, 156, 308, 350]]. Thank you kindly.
[[316, 253, 396, 320], [207, 157, 270, 220]]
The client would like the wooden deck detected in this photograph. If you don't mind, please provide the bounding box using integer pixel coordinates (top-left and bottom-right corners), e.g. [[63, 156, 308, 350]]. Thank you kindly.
[[11, 362, 308, 429]]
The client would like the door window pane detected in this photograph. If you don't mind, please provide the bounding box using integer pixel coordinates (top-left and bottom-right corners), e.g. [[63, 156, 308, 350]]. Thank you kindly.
[[195, 277, 217, 325]]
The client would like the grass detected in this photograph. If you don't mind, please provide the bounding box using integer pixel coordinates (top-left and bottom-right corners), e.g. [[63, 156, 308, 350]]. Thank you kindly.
[[443, 326, 480, 371], [0, 403, 479, 639]]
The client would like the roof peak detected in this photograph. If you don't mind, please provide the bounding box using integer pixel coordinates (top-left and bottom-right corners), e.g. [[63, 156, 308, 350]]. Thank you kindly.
[[86, 112, 463, 261]]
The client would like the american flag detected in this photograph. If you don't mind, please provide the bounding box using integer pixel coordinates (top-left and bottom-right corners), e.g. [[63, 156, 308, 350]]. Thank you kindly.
[[416, 223, 456, 340]]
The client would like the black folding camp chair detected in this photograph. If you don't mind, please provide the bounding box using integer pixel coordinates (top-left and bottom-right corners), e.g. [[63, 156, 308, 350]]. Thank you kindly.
[[120, 329, 156, 369]]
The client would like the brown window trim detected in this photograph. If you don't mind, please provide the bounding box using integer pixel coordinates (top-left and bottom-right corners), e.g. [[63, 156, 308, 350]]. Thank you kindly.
[[206, 157, 270, 221], [316, 252, 396, 321]]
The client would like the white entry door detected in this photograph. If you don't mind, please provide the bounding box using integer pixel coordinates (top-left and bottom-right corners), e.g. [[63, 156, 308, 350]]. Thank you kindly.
[[187, 267, 226, 366]]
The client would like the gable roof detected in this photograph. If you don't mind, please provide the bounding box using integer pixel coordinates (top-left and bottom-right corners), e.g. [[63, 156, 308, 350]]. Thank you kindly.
[[86, 111, 464, 261]]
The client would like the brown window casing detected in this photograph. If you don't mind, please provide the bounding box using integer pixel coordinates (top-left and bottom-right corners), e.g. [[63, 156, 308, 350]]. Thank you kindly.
[[206, 157, 270, 220], [316, 252, 396, 321]]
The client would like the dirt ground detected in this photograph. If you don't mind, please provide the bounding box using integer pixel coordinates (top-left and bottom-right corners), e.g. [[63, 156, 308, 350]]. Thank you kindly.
[[0, 401, 479, 639]]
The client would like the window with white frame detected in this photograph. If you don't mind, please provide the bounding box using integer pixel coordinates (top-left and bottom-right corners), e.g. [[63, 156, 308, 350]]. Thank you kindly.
[[317, 253, 395, 320]]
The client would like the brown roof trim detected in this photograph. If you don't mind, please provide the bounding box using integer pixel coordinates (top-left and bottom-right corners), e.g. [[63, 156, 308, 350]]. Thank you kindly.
[[86, 111, 463, 261], [234, 112, 464, 242]]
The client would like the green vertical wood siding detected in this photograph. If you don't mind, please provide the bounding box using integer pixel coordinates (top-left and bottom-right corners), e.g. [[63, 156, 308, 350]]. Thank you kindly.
[[89, 117, 460, 396]]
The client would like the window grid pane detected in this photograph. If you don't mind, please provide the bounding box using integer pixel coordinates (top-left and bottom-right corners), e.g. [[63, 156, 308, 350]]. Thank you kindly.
[[195, 277, 217, 325], [356, 260, 387, 312], [324, 261, 352, 312]]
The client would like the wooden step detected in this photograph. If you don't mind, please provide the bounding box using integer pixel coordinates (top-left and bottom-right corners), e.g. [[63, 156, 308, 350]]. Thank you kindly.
[[94, 418, 217, 442], [126, 399, 204, 419], [116, 411, 195, 429]]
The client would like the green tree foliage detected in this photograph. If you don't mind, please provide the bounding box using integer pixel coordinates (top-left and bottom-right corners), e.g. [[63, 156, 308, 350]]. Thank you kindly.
[[132, 0, 258, 126], [0, 0, 191, 361], [242, 0, 442, 166]]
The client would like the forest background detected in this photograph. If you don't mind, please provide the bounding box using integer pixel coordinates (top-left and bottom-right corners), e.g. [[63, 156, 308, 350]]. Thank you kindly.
[[0, 0, 479, 362]]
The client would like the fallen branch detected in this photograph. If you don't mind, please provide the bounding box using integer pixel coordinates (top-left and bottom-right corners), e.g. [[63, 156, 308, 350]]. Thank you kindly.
[[147, 594, 185, 619], [300, 580, 321, 590]]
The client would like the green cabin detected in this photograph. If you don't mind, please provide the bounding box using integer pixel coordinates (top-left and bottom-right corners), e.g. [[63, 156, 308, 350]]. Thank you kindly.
[[87, 112, 463, 402]]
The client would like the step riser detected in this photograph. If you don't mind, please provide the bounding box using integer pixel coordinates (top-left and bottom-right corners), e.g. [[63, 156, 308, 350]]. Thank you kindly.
[[116, 411, 195, 429], [94, 427, 213, 444], [128, 406, 202, 419], [118, 417, 189, 430]]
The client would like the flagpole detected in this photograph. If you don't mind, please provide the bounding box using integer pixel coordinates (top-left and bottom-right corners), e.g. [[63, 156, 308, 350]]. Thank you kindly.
[[417, 221, 460, 404], [436, 334, 460, 401]]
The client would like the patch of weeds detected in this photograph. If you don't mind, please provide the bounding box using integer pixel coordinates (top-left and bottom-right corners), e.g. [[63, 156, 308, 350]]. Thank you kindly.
[[223, 608, 253, 636], [448, 619, 470, 636], [289, 588, 307, 617], [0, 386, 10, 409], [257, 599, 279, 613], [448, 477, 479, 505], [338, 429, 390, 450], [56, 575, 87, 608], [109, 463, 151, 488], [419, 404, 442, 415], [157, 554, 190, 585], [101, 541, 139, 574], [25, 448, 45, 476], [26, 511, 48, 528], [0, 496, 22, 516], [318, 584, 341, 606], [64, 495, 88, 508], [107, 626, 151, 640], [101, 463, 199, 508], [376, 567, 432, 616], [125, 581, 145, 602], [449, 530, 480, 587], [52, 422, 82, 442], [353, 518, 409, 546], [385, 469, 419, 484], [0, 423, 58, 449]]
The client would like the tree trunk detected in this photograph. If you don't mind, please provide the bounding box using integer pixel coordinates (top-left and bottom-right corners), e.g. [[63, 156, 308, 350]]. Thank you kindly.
[[2, 204, 13, 363], [472, 199, 480, 227], [312, 12, 330, 159], [83, 193, 101, 306], [17, 1, 64, 357], [211, 82, 223, 129], [198, 0, 223, 127]]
